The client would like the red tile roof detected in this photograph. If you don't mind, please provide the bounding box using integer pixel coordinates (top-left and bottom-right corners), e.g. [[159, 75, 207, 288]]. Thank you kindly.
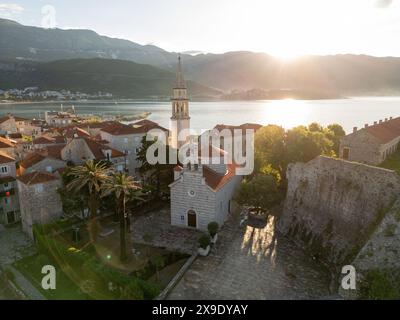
[[0, 115, 12, 124], [132, 119, 168, 133], [365, 117, 400, 144], [33, 135, 66, 145], [17, 171, 59, 185], [101, 120, 167, 135], [63, 127, 90, 139], [100, 123, 138, 135], [38, 144, 66, 160], [82, 138, 125, 160], [202, 163, 238, 191], [0, 136, 15, 148], [6, 133, 23, 139], [0, 151, 15, 164], [19, 152, 46, 169]]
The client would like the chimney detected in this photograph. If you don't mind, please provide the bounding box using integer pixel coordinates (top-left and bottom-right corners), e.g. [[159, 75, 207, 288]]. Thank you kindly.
[[390, 116, 393, 120], [385, 118, 388, 122], [353, 127, 358, 133], [379, 120, 383, 124], [374, 121, 377, 125], [364, 124, 369, 128]]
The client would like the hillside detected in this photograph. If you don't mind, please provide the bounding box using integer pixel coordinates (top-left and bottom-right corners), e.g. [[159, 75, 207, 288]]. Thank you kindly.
[[3, 18, 400, 96], [0, 18, 181, 69], [0, 59, 220, 99]]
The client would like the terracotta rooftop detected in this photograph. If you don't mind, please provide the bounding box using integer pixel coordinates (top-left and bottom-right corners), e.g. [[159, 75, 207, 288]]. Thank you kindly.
[[0, 151, 15, 164], [79, 138, 125, 160], [17, 171, 59, 185], [0, 136, 15, 148], [37, 144, 66, 160], [2, 133, 23, 139], [19, 152, 46, 169], [101, 120, 167, 135], [132, 119, 168, 133], [100, 122, 139, 135], [63, 127, 90, 139], [33, 135, 66, 145], [0, 115, 28, 124], [202, 163, 238, 191], [364, 117, 400, 144]]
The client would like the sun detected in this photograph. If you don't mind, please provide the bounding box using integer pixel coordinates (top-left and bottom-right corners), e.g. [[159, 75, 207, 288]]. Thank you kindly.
[[272, 50, 302, 62]]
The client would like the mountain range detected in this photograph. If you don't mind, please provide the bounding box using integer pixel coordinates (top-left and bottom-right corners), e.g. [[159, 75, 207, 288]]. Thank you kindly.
[[2, 17, 400, 98]]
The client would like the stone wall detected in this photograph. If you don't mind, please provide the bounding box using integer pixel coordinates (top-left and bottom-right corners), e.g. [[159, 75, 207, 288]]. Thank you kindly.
[[17, 179, 63, 238], [279, 156, 400, 267], [339, 129, 383, 165], [340, 198, 400, 298]]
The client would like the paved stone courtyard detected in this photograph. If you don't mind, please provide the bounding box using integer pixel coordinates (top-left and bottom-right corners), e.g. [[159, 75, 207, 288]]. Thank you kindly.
[[0, 224, 35, 266], [131, 207, 203, 255], [167, 210, 332, 300]]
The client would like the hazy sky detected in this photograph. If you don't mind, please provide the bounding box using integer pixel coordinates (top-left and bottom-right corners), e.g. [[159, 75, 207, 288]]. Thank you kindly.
[[1, 0, 400, 57]]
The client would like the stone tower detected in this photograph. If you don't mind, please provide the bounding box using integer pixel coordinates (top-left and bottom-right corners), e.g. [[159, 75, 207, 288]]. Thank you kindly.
[[170, 54, 190, 149]]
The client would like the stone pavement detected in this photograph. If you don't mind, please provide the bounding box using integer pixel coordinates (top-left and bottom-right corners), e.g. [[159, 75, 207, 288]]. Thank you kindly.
[[6, 265, 45, 300], [131, 207, 202, 255], [0, 224, 35, 266], [168, 212, 332, 300]]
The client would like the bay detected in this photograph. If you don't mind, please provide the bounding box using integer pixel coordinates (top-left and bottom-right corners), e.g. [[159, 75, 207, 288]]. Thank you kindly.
[[1, 97, 400, 134]]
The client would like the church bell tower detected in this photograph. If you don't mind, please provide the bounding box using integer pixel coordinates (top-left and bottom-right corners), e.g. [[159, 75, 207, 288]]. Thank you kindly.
[[170, 54, 190, 149]]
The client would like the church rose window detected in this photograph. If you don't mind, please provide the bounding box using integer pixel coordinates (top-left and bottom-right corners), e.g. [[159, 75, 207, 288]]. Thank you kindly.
[[188, 190, 196, 197]]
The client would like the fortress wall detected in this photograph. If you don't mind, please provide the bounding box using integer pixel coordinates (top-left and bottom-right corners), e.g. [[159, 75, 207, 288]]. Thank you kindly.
[[279, 156, 400, 266]]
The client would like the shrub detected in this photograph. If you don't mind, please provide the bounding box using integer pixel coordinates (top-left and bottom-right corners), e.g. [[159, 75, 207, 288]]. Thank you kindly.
[[384, 224, 396, 237], [198, 234, 211, 249], [207, 222, 219, 238], [33, 224, 160, 299], [3, 268, 15, 281], [360, 269, 400, 300]]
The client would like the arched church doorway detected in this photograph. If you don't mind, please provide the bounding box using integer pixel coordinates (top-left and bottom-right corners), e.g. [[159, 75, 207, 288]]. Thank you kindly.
[[187, 210, 197, 228]]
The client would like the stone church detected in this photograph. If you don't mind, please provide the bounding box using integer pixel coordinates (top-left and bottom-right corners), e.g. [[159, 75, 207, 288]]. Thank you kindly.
[[169, 56, 242, 231]]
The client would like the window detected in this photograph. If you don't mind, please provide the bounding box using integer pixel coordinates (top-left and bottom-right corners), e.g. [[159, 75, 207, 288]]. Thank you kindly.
[[3, 183, 11, 191], [188, 190, 196, 197], [35, 184, 44, 193], [4, 197, 10, 205], [46, 166, 53, 172], [117, 165, 123, 172], [124, 138, 128, 143], [0, 166, 8, 174], [180, 215, 185, 221]]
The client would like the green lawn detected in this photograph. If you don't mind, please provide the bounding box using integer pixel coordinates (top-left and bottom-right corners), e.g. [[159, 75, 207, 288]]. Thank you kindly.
[[380, 150, 400, 174], [13, 254, 89, 300]]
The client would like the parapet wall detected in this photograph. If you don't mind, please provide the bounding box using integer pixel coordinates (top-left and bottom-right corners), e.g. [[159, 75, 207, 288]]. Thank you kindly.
[[279, 156, 400, 267]]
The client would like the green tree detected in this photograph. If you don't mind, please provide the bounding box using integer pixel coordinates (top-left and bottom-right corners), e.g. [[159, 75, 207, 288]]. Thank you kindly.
[[285, 125, 334, 168], [254, 125, 285, 178], [67, 160, 110, 242], [136, 136, 175, 199], [58, 168, 88, 217], [308, 122, 324, 132], [102, 172, 141, 262], [326, 123, 346, 156], [234, 174, 283, 214]]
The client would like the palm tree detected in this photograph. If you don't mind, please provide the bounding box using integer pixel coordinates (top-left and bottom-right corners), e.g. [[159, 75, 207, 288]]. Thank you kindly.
[[67, 160, 110, 242], [102, 172, 141, 262]]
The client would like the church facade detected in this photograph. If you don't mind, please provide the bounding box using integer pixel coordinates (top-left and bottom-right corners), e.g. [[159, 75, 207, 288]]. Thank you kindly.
[[169, 56, 242, 231]]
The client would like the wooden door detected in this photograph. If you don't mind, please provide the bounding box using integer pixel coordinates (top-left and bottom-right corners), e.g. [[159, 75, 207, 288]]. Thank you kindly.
[[187, 210, 197, 228]]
